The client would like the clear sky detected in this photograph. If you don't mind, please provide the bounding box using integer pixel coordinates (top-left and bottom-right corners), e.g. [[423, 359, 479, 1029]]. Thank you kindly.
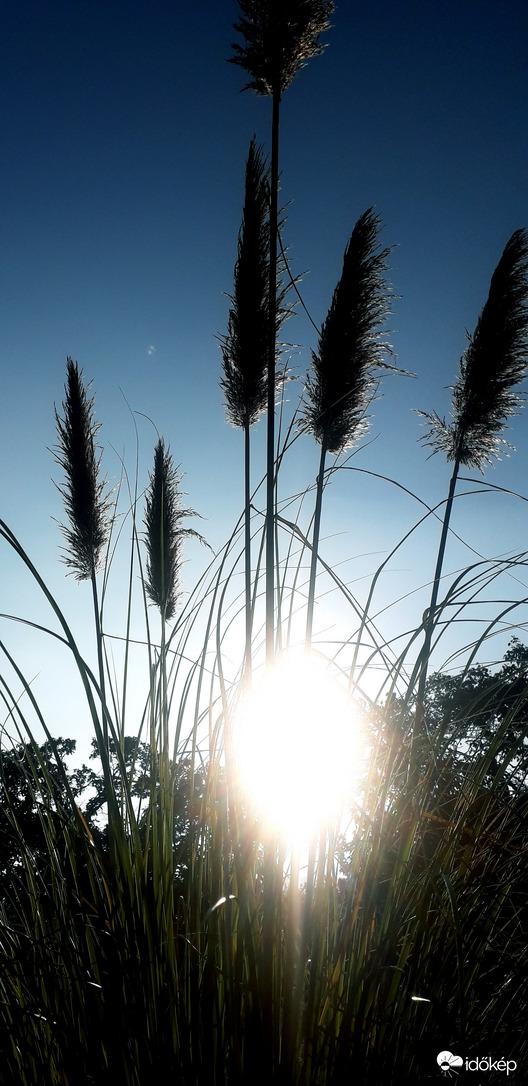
[[1, 0, 528, 757]]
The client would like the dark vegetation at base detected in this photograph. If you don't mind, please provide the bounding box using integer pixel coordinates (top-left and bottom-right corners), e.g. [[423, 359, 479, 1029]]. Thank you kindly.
[[1, 1, 527, 1080], [1, 643, 527, 1083]]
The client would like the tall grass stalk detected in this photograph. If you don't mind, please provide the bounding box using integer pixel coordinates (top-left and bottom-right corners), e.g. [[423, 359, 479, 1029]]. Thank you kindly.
[[221, 139, 288, 685], [416, 229, 528, 710], [230, 0, 333, 665], [53, 358, 111, 749], [302, 209, 394, 649], [2, 458, 528, 1080], [1, 21, 528, 1083]]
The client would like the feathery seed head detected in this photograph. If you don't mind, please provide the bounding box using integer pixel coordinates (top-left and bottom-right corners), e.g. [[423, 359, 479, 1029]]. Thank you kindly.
[[144, 439, 208, 622], [230, 0, 334, 96], [303, 208, 394, 456], [418, 228, 528, 470], [220, 137, 292, 430], [53, 358, 110, 580], [220, 139, 269, 429]]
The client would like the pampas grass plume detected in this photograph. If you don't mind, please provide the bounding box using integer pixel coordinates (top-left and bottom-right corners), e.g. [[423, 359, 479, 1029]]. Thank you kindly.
[[230, 0, 334, 95], [303, 208, 394, 455], [53, 357, 110, 580], [144, 438, 209, 622], [418, 228, 528, 470]]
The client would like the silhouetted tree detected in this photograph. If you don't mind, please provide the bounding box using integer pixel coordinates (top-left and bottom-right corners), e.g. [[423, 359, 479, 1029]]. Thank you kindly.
[[0, 737, 87, 881], [424, 637, 528, 786], [83, 737, 206, 883]]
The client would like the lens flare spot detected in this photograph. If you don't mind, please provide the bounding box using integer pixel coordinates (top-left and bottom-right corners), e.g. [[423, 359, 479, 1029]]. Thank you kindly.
[[235, 651, 363, 840]]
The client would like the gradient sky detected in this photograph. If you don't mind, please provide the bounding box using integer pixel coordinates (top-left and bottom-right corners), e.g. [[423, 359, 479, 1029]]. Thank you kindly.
[[1, 0, 528, 756]]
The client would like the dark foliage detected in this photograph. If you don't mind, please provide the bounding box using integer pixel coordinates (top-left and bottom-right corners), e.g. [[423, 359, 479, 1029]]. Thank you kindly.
[[424, 636, 528, 784], [0, 735, 206, 890], [0, 736, 208, 1083], [374, 638, 528, 797], [0, 737, 87, 879]]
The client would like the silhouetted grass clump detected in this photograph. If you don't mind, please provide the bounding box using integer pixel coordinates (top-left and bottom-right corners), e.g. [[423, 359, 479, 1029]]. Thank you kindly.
[[0, 5, 527, 1084]]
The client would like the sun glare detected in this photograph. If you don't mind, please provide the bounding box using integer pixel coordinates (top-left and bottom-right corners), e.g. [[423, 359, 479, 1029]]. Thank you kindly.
[[235, 652, 363, 840]]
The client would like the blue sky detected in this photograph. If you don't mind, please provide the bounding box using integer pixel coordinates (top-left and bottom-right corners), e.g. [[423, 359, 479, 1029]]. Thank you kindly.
[[1, 0, 528, 755]]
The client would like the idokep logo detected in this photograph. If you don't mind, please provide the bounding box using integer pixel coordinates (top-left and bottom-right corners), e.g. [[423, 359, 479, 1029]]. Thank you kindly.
[[437, 1052, 463, 1076], [436, 1050, 517, 1076]]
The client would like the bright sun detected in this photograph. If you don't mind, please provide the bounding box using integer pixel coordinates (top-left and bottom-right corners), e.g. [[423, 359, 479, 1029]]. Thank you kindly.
[[235, 651, 363, 840]]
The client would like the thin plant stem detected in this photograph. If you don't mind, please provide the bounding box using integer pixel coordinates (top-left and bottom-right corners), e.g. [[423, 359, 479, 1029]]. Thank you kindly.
[[244, 422, 252, 684], [266, 87, 280, 667], [90, 565, 108, 751], [416, 455, 461, 711], [305, 440, 327, 650]]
